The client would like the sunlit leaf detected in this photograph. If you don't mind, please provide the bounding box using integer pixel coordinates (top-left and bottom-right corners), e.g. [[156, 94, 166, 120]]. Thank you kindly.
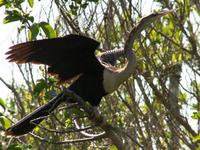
[[177, 53, 182, 62], [191, 112, 200, 120], [109, 145, 118, 150], [0, 98, 6, 111], [184, 0, 190, 17], [28, 0, 34, 7], [65, 118, 73, 128], [169, 20, 174, 30], [141, 103, 149, 113], [4, 15, 21, 24], [39, 22, 56, 38], [192, 134, 200, 142], [0, 0, 7, 7], [171, 53, 176, 63], [34, 126, 40, 133], [178, 92, 187, 103], [3, 10, 22, 24], [0, 116, 11, 129], [28, 23, 39, 40]]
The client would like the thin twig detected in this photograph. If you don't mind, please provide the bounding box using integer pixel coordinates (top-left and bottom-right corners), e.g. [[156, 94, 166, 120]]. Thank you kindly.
[[30, 132, 106, 144]]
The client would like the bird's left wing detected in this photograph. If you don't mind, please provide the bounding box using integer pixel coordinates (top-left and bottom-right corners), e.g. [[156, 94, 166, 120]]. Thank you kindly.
[[6, 34, 102, 82]]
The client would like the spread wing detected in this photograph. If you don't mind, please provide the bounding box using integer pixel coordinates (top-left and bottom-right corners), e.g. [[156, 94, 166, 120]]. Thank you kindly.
[[6, 34, 103, 82]]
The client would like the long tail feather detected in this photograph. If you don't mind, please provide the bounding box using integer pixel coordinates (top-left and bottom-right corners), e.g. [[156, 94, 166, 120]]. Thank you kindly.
[[5, 93, 65, 136]]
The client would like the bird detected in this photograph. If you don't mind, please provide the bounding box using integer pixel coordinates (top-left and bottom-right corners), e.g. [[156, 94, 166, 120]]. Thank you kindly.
[[4, 10, 173, 136], [5, 34, 135, 136]]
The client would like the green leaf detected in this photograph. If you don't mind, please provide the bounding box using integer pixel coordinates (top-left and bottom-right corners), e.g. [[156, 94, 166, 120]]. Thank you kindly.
[[74, 0, 81, 4], [0, 116, 11, 129], [194, 6, 200, 16], [7, 143, 23, 150], [33, 79, 47, 97], [191, 112, 200, 120], [80, 2, 88, 9], [28, 23, 39, 40], [0, 98, 6, 111], [0, 0, 7, 7], [65, 118, 73, 128], [192, 134, 200, 142], [39, 22, 56, 38], [0, 98, 6, 110], [171, 53, 176, 63], [3, 10, 22, 24], [27, 15, 34, 22], [178, 92, 187, 103], [28, 0, 34, 7], [109, 145, 118, 150], [13, 0, 25, 7], [69, 4, 78, 15]]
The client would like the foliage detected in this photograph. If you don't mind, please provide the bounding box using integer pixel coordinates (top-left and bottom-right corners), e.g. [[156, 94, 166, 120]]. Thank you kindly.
[[0, 0, 200, 149], [0, 0, 56, 40]]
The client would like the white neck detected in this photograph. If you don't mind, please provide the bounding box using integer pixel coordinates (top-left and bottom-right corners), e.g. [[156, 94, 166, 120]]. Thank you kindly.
[[103, 50, 136, 93]]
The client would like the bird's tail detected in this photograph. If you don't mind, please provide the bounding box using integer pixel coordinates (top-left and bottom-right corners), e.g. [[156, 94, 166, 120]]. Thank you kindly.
[[5, 93, 65, 136]]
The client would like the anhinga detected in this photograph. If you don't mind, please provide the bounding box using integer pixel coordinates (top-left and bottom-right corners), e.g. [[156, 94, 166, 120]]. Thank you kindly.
[[4, 10, 172, 136]]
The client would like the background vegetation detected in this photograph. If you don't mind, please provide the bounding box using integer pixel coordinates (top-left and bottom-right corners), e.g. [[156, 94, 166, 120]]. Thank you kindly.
[[0, 0, 200, 149]]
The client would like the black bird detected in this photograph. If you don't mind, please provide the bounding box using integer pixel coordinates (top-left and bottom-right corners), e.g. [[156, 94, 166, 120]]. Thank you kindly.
[[4, 10, 172, 136], [5, 34, 135, 136]]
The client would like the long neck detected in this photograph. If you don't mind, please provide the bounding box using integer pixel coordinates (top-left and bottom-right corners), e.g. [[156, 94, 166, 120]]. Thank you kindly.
[[115, 50, 136, 86], [103, 49, 136, 93], [103, 10, 173, 93]]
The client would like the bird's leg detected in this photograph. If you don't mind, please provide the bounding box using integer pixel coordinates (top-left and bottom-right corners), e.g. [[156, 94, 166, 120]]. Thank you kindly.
[[89, 107, 107, 127], [63, 89, 106, 127]]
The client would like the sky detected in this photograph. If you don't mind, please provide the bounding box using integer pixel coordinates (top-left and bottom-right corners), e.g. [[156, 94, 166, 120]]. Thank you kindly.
[[0, 8, 19, 100], [0, 1, 58, 100]]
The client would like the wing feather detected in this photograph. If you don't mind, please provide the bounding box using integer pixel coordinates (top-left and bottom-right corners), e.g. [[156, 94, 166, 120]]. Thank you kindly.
[[6, 34, 102, 82]]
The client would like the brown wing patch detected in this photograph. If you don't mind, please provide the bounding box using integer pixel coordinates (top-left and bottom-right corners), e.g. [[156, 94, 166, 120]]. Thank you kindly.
[[6, 43, 35, 63]]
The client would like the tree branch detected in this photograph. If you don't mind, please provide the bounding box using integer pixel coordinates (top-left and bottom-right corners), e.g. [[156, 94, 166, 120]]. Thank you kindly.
[[63, 89, 127, 150], [30, 132, 106, 144]]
